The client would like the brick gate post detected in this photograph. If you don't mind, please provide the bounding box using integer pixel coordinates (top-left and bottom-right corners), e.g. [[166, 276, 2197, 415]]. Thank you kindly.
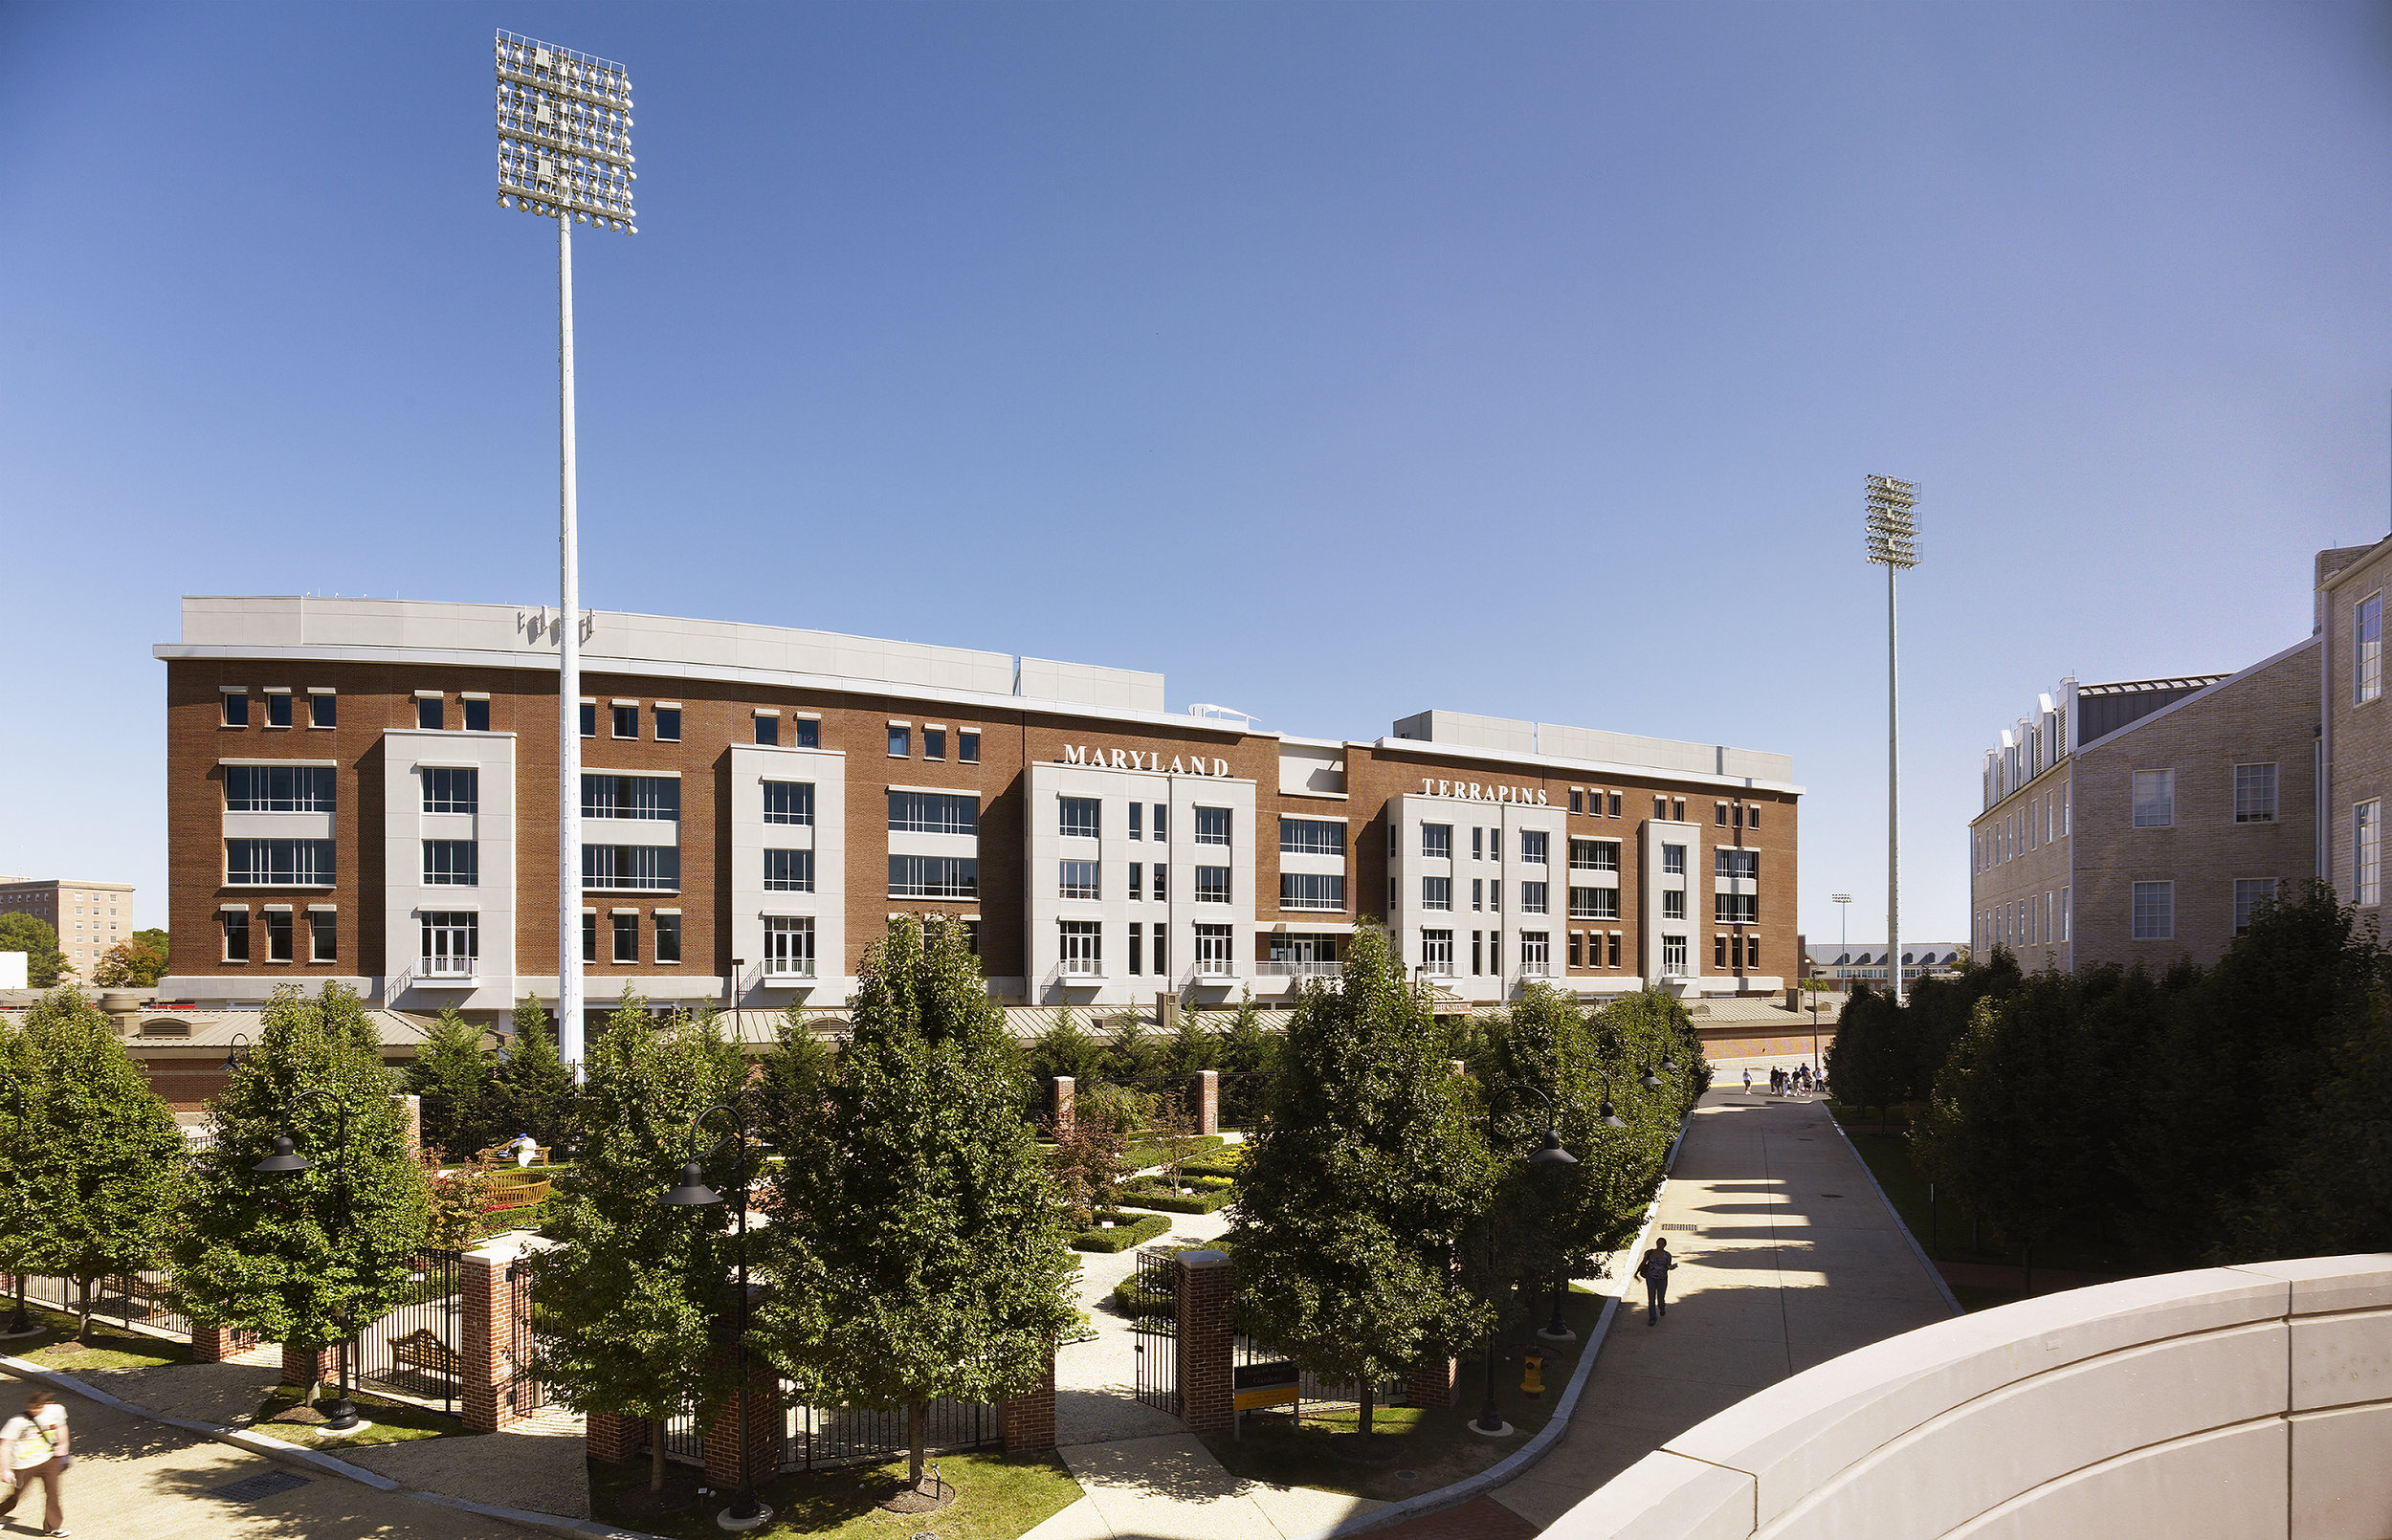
[[1407, 1357, 1459, 1407], [190, 1323, 257, 1363], [1176, 1248, 1234, 1434], [280, 1342, 339, 1390], [587, 1412, 648, 1463], [1000, 1347, 1058, 1453], [701, 1353, 783, 1490], [1194, 1070, 1219, 1136], [1052, 1075, 1075, 1135]]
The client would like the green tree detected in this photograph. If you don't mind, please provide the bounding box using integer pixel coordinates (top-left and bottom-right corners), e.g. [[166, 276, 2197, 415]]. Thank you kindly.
[[1217, 987, 1276, 1129], [132, 927, 170, 960], [1227, 923, 1491, 1443], [408, 1006, 495, 1159], [93, 937, 169, 989], [1103, 1009, 1166, 1083], [762, 915, 1075, 1489], [526, 995, 750, 1495], [0, 914, 71, 987], [2234, 988, 2392, 1256], [497, 996, 575, 1149], [174, 982, 431, 1400], [2, 989, 188, 1336], [1026, 1004, 1106, 1088]]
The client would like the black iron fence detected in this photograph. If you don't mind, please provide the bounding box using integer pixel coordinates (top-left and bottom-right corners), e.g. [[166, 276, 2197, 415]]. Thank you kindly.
[[1132, 1247, 1181, 1415], [12, 1269, 191, 1339], [1233, 1331, 1403, 1421], [502, 1255, 545, 1416], [662, 1384, 998, 1473], [351, 1248, 464, 1414]]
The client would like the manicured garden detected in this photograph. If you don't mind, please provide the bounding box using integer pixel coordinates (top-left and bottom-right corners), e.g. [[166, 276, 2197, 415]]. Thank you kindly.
[[587, 1449, 1083, 1540]]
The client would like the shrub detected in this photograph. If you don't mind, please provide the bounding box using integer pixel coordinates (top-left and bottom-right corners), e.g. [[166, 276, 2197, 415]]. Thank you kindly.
[[1070, 1210, 1170, 1252]]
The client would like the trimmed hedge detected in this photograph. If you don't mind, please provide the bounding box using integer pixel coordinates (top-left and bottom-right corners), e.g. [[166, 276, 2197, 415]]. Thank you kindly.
[[1070, 1210, 1170, 1252], [1179, 1148, 1246, 1179], [1118, 1180, 1233, 1215], [1123, 1133, 1225, 1169]]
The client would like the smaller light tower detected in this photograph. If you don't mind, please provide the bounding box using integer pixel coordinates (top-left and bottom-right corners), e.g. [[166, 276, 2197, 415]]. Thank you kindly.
[[1831, 892, 1851, 952], [1865, 476, 1918, 1004]]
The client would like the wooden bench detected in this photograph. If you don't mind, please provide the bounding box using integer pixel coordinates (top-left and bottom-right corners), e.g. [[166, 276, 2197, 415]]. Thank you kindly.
[[388, 1328, 459, 1378], [485, 1173, 552, 1211], [476, 1143, 551, 1167]]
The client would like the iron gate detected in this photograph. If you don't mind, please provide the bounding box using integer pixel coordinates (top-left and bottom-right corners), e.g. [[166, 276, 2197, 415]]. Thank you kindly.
[[502, 1256, 545, 1415], [352, 1248, 463, 1413], [1132, 1247, 1180, 1416]]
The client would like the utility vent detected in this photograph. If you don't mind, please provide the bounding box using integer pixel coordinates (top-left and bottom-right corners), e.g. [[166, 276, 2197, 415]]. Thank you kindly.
[[139, 1018, 193, 1038]]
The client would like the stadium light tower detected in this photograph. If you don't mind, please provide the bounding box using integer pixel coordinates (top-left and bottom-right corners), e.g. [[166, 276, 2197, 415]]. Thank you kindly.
[[1865, 476, 1918, 1005], [496, 33, 639, 1077]]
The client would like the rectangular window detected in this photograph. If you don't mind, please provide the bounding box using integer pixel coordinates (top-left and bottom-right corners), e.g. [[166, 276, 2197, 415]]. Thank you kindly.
[[654, 706, 680, 742], [612, 704, 639, 739], [1569, 839, 1620, 873], [889, 725, 911, 758], [1422, 875, 1452, 912], [1672, 800, 1686, 821], [2361, 593, 2384, 703], [1422, 824, 1452, 859], [423, 840, 479, 886], [423, 766, 478, 814], [1422, 928, 1454, 975], [612, 912, 639, 963], [1279, 872, 1346, 911], [1059, 920, 1102, 975], [756, 715, 779, 747], [924, 727, 946, 760], [764, 915, 814, 977], [959, 730, 980, 763], [1153, 922, 1166, 977], [309, 910, 337, 962], [1473, 826, 1484, 861], [583, 912, 598, 963], [1570, 791, 1584, 815], [1060, 798, 1100, 839], [422, 912, 478, 976], [654, 912, 681, 963], [1472, 931, 1483, 975], [1749, 935, 1761, 968], [1570, 887, 1620, 920], [580, 702, 598, 737], [261, 693, 292, 729], [2358, 801, 2381, 905], [1154, 864, 1168, 901], [792, 718, 820, 749], [1129, 863, 1143, 901], [1607, 793, 1622, 818], [1520, 881, 1549, 914], [1195, 924, 1233, 974], [1715, 803, 1729, 826], [584, 775, 680, 821], [458, 698, 486, 732], [1195, 866, 1230, 904], [2232, 879, 2281, 935], [1716, 934, 1728, 969], [1663, 844, 1686, 875], [1715, 892, 1759, 924], [1280, 817, 1342, 856], [1129, 803, 1143, 841], [1471, 877, 1484, 911], [1153, 803, 1167, 840], [2133, 770, 2175, 827], [582, 845, 680, 891], [2132, 881, 2175, 939], [226, 765, 337, 812], [1060, 860, 1101, 900], [1518, 931, 1551, 976], [1569, 932, 1584, 967], [1489, 933, 1500, 974], [2234, 764, 2278, 824], [264, 910, 294, 961], [764, 849, 815, 892], [888, 791, 979, 835], [1663, 891, 1686, 920], [1520, 830, 1548, 865], [1749, 804, 1761, 829], [226, 839, 336, 886], [1129, 924, 1143, 976], [891, 856, 977, 899], [1653, 796, 1667, 819], [418, 697, 444, 731], [1662, 934, 1688, 974], [222, 691, 249, 727], [1194, 806, 1231, 847], [1715, 847, 1761, 879], [1489, 880, 1501, 913], [763, 781, 815, 825]]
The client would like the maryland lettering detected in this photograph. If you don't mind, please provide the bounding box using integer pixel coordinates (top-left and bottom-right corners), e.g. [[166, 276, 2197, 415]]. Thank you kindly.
[[1063, 745, 1230, 777]]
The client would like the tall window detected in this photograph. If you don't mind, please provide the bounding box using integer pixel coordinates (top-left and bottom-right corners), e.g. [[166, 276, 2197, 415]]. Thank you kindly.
[[1421, 929, 1454, 975], [423, 767, 478, 814], [654, 706, 680, 742], [463, 698, 491, 732], [310, 692, 338, 728], [612, 912, 640, 963], [888, 725, 911, 758], [264, 911, 293, 961], [1663, 845, 1686, 875], [1194, 866, 1230, 904], [1194, 806, 1231, 847], [221, 910, 251, 960], [1421, 824, 1452, 860], [755, 715, 779, 747], [1060, 861, 1100, 900], [1662, 934, 1688, 974], [1715, 847, 1760, 879], [222, 691, 249, 727], [1520, 881, 1549, 915], [227, 765, 336, 812], [422, 912, 478, 976], [584, 775, 678, 821], [1154, 864, 1167, 901], [1194, 924, 1233, 974], [888, 791, 978, 835], [959, 730, 980, 763], [1570, 840, 1620, 872], [654, 913, 681, 963], [1129, 803, 1143, 840], [763, 781, 815, 825], [583, 913, 597, 963], [891, 856, 976, 898], [1663, 891, 1686, 920], [423, 840, 478, 887], [1519, 932, 1550, 975], [1520, 830, 1548, 865], [764, 915, 814, 976], [2360, 593, 2384, 703], [2358, 801, 2381, 905], [2232, 878, 2279, 935], [309, 910, 337, 962], [924, 727, 946, 760], [582, 846, 679, 891], [2132, 770, 2175, 827], [764, 849, 815, 891], [791, 718, 820, 749], [580, 702, 598, 737], [417, 696, 444, 730], [1421, 875, 1453, 911], [1279, 873, 1345, 911], [226, 840, 335, 886], [1060, 798, 1100, 838], [2233, 764, 2277, 825], [1059, 920, 1102, 975], [1280, 818, 1343, 856], [612, 704, 639, 738], [2131, 881, 2175, 939]]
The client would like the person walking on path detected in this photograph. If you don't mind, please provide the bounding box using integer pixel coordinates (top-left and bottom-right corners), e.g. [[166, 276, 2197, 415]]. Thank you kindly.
[[1741, 1067, 1752, 1094], [1637, 1238, 1679, 1326], [0, 1388, 71, 1536]]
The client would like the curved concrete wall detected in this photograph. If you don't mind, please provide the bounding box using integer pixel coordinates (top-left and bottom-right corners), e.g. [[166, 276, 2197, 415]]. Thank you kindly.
[[1552, 1255, 2392, 1540]]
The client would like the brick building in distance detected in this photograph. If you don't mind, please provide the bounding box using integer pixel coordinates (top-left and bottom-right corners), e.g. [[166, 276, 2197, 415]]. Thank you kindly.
[[154, 596, 1802, 1029]]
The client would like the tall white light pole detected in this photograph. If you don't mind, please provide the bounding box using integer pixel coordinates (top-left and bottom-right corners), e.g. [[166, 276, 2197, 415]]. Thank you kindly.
[[497, 33, 638, 1077], [1831, 892, 1851, 952], [1864, 476, 1918, 1004]]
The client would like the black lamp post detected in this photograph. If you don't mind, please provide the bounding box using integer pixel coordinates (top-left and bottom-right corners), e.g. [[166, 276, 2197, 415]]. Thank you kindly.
[[221, 1032, 252, 1074], [1, 1073, 30, 1335], [1474, 1081, 1576, 1437], [657, 1102, 770, 1529], [254, 1087, 363, 1431]]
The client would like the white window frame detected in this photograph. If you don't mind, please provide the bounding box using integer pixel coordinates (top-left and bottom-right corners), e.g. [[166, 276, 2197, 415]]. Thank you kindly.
[[2131, 881, 2175, 940], [1661, 934, 1688, 975], [1520, 881, 1548, 915], [1420, 928, 1454, 976], [1059, 860, 1100, 901], [2360, 592, 2384, 703], [1194, 866, 1231, 904], [1059, 920, 1102, 976], [1193, 806, 1232, 847], [2358, 801, 2381, 906], [1421, 875, 1453, 912], [764, 848, 815, 892], [1059, 798, 1100, 839], [2233, 763, 2277, 825], [1662, 891, 1685, 920], [2132, 769, 2175, 828], [1194, 924, 1233, 975], [1519, 931, 1551, 976], [1421, 823, 1452, 860], [763, 915, 816, 978], [421, 911, 478, 977]]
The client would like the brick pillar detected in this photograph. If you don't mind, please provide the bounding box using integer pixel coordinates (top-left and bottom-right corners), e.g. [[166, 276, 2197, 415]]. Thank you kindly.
[[1052, 1075, 1075, 1136], [587, 1412, 648, 1463], [281, 1341, 339, 1390], [701, 1357, 782, 1490], [190, 1323, 257, 1363], [1000, 1348, 1058, 1453], [458, 1249, 509, 1433], [1194, 1070, 1219, 1136], [395, 1093, 423, 1162], [1176, 1248, 1234, 1434], [1407, 1357, 1459, 1407]]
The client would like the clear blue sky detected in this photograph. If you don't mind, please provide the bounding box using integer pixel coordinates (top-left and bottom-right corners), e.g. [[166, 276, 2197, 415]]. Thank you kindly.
[[5, 2, 2389, 944]]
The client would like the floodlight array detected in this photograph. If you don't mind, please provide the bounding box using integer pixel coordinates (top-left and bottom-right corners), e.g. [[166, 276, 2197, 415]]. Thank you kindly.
[[1864, 474, 1918, 569], [497, 32, 637, 232]]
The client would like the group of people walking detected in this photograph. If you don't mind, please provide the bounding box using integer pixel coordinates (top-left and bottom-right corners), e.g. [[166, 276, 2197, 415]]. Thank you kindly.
[[1741, 1064, 1820, 1097]]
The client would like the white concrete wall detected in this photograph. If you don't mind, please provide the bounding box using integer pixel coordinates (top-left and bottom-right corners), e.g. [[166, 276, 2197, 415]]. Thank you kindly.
[[1640, 818, 1701, 992], [1550, 1255, 2392, 1540], [1387, 790, 1566, 1002], [382, 728, 517, 1012], [728, 743, 848, 1008]]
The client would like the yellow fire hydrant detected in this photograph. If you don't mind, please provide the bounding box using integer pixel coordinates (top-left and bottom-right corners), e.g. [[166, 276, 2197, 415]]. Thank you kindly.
[[1521, 1349, 1545, 1397]]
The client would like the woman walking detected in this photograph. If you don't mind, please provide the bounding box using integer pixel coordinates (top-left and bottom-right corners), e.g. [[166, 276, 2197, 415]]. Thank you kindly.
[[0, 1388, 70, 1536], [1636, 1238, 1679, 1326]]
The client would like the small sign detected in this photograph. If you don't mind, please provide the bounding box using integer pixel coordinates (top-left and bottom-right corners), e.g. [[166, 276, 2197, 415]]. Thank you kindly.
[[1234, 1385, 1300, 1412], [1234, 1360, 1298, 1391]]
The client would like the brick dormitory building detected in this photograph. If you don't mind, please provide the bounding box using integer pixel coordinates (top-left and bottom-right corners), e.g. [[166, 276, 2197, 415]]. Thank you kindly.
[[153, 596, 1801, 1039]]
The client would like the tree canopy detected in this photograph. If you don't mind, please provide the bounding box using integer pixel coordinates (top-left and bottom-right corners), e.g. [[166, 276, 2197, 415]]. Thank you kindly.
[[0, 914, 71, 987], [407, 1006, 495, 1159]]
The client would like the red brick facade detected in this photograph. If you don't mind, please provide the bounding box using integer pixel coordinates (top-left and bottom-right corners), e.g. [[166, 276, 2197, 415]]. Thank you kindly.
[[1175, 1249, 1235, 1434], [999, 1351, 1058, 1453]]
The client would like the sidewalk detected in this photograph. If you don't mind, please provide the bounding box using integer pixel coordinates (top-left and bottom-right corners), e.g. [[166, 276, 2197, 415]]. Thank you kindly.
[[1487, 1086, 1955, 1528]]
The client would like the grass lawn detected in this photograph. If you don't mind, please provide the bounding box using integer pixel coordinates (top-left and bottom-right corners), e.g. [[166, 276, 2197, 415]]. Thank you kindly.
[[5, 1307, 190, 1370], [1201, 1286, 1604, 1500], [588, 1449, 1083, 1540], [249, 1384, 478, 1449]]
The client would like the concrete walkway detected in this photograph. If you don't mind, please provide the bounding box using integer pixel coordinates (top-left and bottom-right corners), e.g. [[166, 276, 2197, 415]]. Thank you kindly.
[[1489, 1082, 1955, 1529]]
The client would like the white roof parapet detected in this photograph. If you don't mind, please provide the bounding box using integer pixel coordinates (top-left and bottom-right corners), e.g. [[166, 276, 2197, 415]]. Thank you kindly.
[[1389, 709, 1793, 786]]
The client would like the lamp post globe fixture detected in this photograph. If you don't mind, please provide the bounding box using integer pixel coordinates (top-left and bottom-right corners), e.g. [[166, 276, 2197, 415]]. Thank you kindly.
[[656, 1103, 771, 1529], [1639, 1064, 1662, 1092], [254, 1088, 361, 1431]]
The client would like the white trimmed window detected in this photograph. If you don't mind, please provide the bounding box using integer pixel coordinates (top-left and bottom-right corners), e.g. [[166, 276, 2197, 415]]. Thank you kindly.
[[2131, 881, 2174, 939], [227, 839, 335, 887], [2132, 770, 2175, 827], [583, 775, 679, 821], [1662, 934, 1688, 974], [583, 845, 679, 891], [227, 765, 336, 812], [2360, 593, 2384, 703], [421, 912, 478, 976], [1194, 806, 1231, 847], [1715, 847, 1760, 879], [1570, 887, 1620, 920], [2358, 801, 2381, 905], [1421, 823, 1452, 860], [891, 856, 976, 899], [1570, 839, 1620, 873], [1663, 891, 1685, 920], [423, 767, 477, 814], [1420, 928, 1454, 975], [1520, 830, 1548, 865], [1520, 881, 1549, 915], [889, 791, 977, 835], [1059, 798, 1100, 839], [1194, 924, 1233, 975], [423, 840, 478, 887], [763, 781, 814, 825], [2233, 764, 2277, 825], [1519, 931, 1551, 975], [1194, 866, 1230, 904], [1422, 875, 1453, 912], [1279, 872, 1345, 911], [1663, 845, 1686, 875], [1059, 920, 1101, 975], [2232, 878, 2280, 935], [764, 849, 814, 892], [1280, 818, 1342, 856], [1060, 860, 1100, 900], [764, 915, 815, 978]]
